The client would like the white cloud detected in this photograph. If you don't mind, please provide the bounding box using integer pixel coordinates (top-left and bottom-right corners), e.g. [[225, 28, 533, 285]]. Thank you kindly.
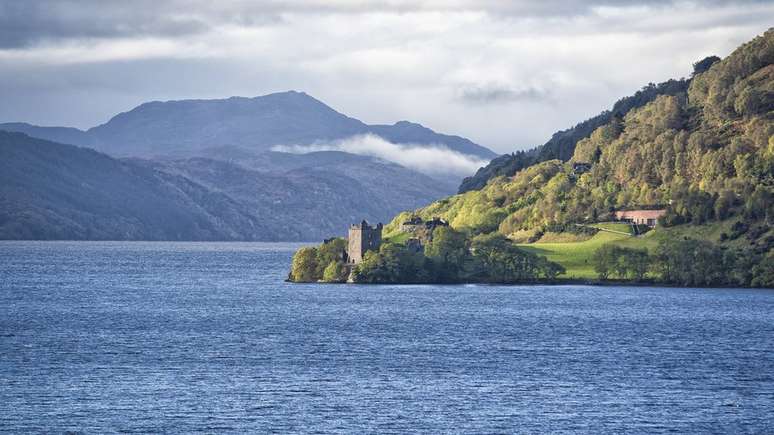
[[272, 134, 489, 176]]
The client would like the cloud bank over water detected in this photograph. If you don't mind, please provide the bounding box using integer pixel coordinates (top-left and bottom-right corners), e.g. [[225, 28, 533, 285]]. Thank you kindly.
[[272, 134, 489, 176]]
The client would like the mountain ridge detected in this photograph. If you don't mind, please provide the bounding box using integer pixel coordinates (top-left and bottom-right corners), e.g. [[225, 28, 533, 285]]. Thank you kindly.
[[0, 131, 456, 241], [0, 90, 496, 160]]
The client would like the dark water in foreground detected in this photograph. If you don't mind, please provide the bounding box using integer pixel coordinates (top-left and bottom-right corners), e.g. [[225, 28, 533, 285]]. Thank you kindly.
[[1, 241, 773, 433]]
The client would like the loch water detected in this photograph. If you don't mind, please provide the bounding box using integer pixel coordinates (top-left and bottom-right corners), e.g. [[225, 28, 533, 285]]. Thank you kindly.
[[1, 241, 773, 433]]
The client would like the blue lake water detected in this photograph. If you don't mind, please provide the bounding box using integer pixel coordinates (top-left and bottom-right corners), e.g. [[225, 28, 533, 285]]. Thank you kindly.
[[1, 241, 773, 433]]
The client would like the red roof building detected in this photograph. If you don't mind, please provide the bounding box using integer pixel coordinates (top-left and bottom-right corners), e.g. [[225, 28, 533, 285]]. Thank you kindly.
[[614, 210, 666, 227]]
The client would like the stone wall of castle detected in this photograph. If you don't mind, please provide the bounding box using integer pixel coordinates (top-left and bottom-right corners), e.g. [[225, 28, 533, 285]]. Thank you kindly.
[[347, 220, 383, 264]]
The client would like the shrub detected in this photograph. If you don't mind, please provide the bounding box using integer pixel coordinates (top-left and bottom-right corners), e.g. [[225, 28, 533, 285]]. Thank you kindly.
[[290, 247, 319, 282], [322, 261, 349, 283]]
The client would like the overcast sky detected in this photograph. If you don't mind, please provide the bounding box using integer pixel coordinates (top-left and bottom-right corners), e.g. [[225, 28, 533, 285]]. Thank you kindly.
[[0, 1, 771, 152]]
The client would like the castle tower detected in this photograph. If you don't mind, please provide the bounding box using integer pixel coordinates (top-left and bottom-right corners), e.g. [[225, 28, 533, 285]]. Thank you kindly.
[[347, 220, 383, 264]]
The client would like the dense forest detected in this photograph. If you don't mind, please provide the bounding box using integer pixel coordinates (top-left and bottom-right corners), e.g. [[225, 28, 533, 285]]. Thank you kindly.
[[290, 29, 773, 287], [459, 67, 706, 193], [409, 29, 772, 235]]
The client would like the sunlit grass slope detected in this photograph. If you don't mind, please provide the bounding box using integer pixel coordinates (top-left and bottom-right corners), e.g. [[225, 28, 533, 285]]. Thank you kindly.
[[516, 220, 754, 280], [517, 229, 635, 279]]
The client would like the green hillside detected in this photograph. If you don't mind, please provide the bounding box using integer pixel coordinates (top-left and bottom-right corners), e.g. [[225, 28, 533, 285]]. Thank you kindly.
[[519, 230, 633, 279], [389, 31, 772, 233], [383, 29, 773, 285], [291, 29, 774, 287], [458, 78, 690, 193]]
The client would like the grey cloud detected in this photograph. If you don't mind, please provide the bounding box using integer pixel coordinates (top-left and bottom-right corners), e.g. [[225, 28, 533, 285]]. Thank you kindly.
[[0, 0, 279, 48], [1, 0, 767, 48], [458, 84, 551, 105]]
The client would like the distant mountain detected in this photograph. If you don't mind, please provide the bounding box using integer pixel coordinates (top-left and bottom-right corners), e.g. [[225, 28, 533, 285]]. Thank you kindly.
[[0, 91, 496, 160], [0, 132, 455, 241], [0, 92, 484, 241], [0, 132, 265, 241], [0, 122, 97, 148]]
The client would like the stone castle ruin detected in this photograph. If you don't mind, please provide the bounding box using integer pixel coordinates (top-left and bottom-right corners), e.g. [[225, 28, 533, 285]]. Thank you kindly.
[[400, 216, 449, 237], [343, 217, 448, 266], [347, 220, 383, 264]]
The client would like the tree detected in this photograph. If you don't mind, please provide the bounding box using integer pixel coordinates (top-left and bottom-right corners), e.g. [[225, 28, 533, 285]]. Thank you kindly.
[[714, 189, 737, 220], [751, 256, 774, 288], [744, 185, 773, 221], [692, 55, 721, 76], [351, 242, 430, 283], [470, 233, 564, 282], [593, 245, 616, 279], [424, 226, 468, 281], [290, 247, 319, 282], [322, 261, 348, 283], [623, 248, 649, 281], [316, 238, 347, 277], [612, 247, 629, 278], [593, 245, 650, 280], [653, 239, 726, 286], [539, 257, 566, 280]]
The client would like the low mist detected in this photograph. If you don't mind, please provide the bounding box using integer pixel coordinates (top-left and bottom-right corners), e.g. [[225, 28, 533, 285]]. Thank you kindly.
[[272, 134, 489, 176]]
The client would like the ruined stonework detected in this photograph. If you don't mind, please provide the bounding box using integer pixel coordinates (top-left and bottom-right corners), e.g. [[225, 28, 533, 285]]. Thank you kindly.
[[400, 216, 449, 234], [347, 220, 383, 264], [399, 216, 449, 243]]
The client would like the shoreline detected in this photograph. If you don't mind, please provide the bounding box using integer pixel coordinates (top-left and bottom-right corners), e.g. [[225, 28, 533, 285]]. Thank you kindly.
[[286, 278, 774, 290]]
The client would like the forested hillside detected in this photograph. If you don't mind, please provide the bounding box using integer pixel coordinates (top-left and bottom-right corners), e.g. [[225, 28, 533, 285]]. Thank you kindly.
[[294, 29, 772, 287], [0, 132, 455, 241], [458, 72, 695, 193], [0, 132, 266, 240], [409, 29, 772, 237]]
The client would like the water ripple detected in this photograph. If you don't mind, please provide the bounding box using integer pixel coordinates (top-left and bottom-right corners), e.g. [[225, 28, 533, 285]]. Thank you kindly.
[[1, 241, 773, 433]]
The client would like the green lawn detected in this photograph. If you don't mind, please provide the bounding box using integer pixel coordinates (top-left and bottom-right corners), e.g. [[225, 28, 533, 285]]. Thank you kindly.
[[518, 231, 636, 279], [516, 220, 742, 279], [518, 223, 650, 279]]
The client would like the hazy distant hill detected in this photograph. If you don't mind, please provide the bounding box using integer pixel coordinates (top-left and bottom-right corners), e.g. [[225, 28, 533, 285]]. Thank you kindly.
[[0, 91, 484, 241], [0, 91, 495, 159], [176, 145, 457, 191], [0, 122, 98, 148], [0, 132, 455, 241], [0, 132, 265, 241]]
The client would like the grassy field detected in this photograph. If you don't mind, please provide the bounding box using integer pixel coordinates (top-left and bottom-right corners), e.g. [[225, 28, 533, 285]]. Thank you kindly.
[[517, 223, 646, 279], [517, 220, 746, 279], [386, 219, 751, 281]]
